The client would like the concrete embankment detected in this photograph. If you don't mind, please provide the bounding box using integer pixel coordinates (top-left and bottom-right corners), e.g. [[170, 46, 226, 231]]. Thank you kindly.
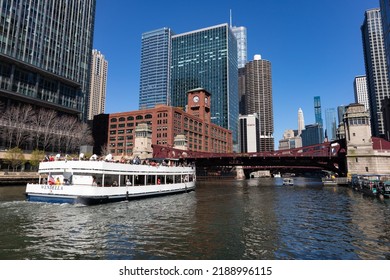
[[0, 172, 39, 186]]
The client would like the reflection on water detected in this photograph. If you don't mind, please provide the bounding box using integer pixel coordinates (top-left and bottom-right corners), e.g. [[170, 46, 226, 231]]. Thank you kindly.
[[0, 178, 389, 260]]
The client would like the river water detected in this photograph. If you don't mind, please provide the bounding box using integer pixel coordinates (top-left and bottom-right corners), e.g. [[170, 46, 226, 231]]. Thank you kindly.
[[0, 177, 389, 260]]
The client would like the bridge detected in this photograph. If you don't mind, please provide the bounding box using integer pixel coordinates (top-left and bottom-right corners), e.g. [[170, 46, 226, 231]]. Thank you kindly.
[[152, 139, 347, 178]]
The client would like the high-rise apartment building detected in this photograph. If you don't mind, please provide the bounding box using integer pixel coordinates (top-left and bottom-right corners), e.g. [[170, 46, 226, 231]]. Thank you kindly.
[[139, 28, 173, 109], [362, 8, 390, 137], [88, 50, 108, 120], [353, 75, 370, 111], [170, 24, 239, 142], [244, 55, 274, 151], [231, 26, 247, 69], [298, 108, 305, 136], [0, 0, 96, 120], [325, 108, 337, 141]]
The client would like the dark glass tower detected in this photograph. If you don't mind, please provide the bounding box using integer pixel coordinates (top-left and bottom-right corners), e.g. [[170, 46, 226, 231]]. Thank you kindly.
[[0, 0, 96, 120], [314, 96, 323, 126], [170, 24, 239, 142], [139, 28, 173, 109]]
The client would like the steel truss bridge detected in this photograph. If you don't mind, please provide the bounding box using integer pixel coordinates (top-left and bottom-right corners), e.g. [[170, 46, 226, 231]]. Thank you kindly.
[[153, 139, 347, 178]]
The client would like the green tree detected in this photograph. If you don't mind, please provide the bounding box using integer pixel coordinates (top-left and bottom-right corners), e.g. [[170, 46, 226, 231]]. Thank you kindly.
[[30, 150, 45, 171], [5, 147, 25, 172]]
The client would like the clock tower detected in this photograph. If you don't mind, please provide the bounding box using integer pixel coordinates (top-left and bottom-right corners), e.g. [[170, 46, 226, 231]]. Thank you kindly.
[[187, 88, 211, 123]]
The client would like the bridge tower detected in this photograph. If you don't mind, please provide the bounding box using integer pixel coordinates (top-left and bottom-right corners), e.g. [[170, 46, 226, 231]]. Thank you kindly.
[[343, 103, 390, 175]]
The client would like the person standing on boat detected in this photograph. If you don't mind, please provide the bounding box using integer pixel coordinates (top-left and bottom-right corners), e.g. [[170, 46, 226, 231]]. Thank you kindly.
[[126, 179, 132, 186]]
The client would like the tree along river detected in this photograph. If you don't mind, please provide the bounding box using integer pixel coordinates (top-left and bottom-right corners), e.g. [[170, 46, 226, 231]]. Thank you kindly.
[[0, 177, 389, 260]]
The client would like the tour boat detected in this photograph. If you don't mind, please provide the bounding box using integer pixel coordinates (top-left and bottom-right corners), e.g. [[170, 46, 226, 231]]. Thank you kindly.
[[25, 159, 196, 205]]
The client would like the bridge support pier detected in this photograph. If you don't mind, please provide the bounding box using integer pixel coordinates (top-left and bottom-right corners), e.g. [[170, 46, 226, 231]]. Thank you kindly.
[[236, 166, 246, 180]]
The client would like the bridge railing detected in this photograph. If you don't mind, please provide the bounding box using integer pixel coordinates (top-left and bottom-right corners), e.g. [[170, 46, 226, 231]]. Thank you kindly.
[[152, 140, 344, 159]]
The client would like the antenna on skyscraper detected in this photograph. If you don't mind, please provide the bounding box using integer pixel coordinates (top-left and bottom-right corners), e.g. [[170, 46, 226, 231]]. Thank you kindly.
[[230, 9, 232, 27]]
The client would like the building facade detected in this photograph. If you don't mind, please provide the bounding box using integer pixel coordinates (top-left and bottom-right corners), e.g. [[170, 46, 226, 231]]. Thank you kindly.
[[325, 108, 337, 141], [380, 0, 390, 83], [314, 96, 323, 126], [244, 55, 274, 151], [238, 113, 259, 153], [362, 8, 390, 137], [301, 124, 324, 147], [231, 26, 247, 69], [278, 129, 302, 150], [170, 24, 239, 143], [139, 28, 173, 109], [353, 75, 370, 112], [344, 103, 390, 175], [0, 0, 96, 120], [88, 49, 108, 120], [100, 89, 232, 157]]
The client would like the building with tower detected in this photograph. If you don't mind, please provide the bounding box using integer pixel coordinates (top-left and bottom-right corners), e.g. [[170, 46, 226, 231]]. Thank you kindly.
[[170, 24, 239, 143], [362, 8, 390, 137], [0, 0, 96, 120], [88, 50, 108, 120], [94, 88, 232, 158], [344, 103, 390, 175], [139, 28, 173, 109]]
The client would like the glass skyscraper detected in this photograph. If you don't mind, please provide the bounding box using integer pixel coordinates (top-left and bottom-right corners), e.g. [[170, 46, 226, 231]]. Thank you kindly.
[[314, 96, 323, 126], [325, 108, 337, 141], [231, 26, 247, 68], [170, 24, 239, 142], [0, 0, 96, 120], [139, 28, 173, 109], [362, 8, 390, 137]]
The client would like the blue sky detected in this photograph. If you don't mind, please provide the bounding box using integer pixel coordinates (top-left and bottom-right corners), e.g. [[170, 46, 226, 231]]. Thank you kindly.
[[93, 0, 380, 145]]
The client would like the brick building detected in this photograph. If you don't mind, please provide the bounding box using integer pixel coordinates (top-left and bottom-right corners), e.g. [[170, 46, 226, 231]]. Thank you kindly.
[[95, 89, 233, 157]]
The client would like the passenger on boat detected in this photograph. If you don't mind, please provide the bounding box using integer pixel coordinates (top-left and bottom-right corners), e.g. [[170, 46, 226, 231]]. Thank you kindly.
[[126, 179, 132, 186], [55, 177, 61, 185]]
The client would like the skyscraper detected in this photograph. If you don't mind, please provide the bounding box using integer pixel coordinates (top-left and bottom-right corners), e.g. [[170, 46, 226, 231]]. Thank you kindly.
[[244, 55, 274, 151], [88, 50, 108, 120], [139, 28, 173, 109], [314, 96, 323, 126], [337, 105, 347, 125], [170, 24, 239, 142], [362, 8, 390, 137], [353, 75, 370, 111], [231, 26, 247, 69], [380, 0, 390, 82], [0, 0, 96, 120], [239, 113, 259, 153], [298, 108, 305, 136], [325, 108, 337, 141]]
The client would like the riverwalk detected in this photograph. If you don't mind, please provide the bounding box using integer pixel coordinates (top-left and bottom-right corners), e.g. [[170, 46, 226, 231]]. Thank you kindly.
[[0, 172, 39, 185]]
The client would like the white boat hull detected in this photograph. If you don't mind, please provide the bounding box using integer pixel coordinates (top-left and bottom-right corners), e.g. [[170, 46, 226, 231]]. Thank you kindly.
[[26, 182, 195, 205]]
